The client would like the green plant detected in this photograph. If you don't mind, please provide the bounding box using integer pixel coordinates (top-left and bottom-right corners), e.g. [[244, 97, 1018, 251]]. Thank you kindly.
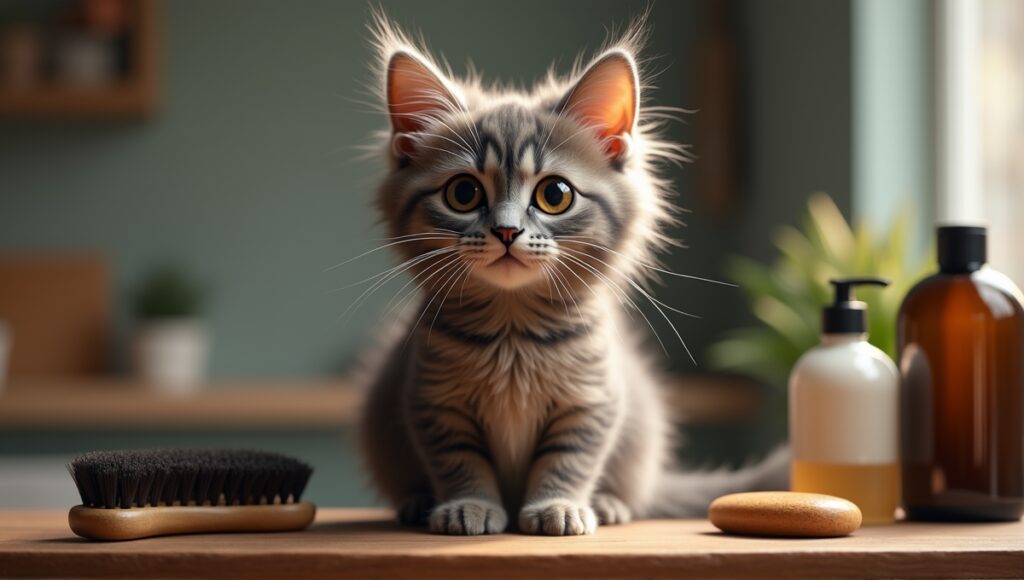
[[707, 192, 933, 388], [132, 264, 206, 320]]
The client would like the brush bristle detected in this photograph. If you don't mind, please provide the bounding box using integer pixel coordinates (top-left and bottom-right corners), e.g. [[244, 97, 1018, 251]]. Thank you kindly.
[[68, 448, 313, 509]]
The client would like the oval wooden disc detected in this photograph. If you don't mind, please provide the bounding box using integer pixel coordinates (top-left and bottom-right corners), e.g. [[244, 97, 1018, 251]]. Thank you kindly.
[[709, 491, 862, 538]]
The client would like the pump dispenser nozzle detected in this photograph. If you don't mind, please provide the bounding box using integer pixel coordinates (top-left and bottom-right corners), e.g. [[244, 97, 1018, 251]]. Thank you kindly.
[[824, 277, 890, 334]]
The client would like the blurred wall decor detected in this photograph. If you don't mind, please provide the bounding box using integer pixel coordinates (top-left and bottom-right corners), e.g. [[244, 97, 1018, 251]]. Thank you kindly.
[[695, 0, 742, 217], [0, 0, 159, 118], [0, 253, 110, 378]]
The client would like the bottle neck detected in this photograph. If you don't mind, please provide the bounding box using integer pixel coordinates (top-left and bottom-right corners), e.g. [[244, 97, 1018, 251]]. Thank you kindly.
[[939, 262, 984, 274], [821, 333, 867, 346]]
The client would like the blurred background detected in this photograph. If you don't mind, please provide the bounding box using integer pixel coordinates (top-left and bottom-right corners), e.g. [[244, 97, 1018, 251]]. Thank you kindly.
[[0, 0, 1020, 508]]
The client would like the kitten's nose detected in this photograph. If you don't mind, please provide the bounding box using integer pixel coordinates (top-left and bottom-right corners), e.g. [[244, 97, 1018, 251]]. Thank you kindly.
[[491, 226, 523, 247]]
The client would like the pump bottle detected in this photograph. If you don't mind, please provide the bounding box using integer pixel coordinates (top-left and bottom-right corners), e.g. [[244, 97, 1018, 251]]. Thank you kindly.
[[789, 278, 900, 524]]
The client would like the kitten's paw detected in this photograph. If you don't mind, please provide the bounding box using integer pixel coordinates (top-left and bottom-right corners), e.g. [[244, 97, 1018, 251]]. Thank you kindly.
[[591, 493, 632, 525], [429, 498, 507, 535], [519, 499, 598, 535], [397, 493, 435, 526]]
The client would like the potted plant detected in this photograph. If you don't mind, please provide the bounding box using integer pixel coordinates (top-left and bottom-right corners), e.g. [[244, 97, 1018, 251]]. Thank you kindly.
[[707, 193, 934, 390], [131, 264, 209, 394]]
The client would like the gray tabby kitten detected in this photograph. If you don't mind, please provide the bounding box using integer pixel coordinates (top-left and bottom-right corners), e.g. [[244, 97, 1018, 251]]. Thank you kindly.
[[358, 14, 783, 536]]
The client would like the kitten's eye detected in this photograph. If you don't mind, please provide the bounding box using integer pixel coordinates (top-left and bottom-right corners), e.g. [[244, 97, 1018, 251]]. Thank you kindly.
[[444, 175, 484, 212], [533, 177, 574, 215]]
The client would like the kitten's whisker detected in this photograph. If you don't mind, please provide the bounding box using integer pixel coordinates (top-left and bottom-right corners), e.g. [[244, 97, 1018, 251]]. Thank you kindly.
[[428, 261, 472, 344], [556, 253, 635, 318], [555, 254, 638, 346], [377, 229, 459, 241], [561, 250, 696, 364], [386, 253, 464, 319], [541, 264, 571, 317], [457, 259, 477, 305], [546, 260, 586, 328], [555, 237, 736, 287], [325, 237, 458, 272], [539, 262, 557, 303], [550, 257, 614, 345], [339, 248, 458, 322], [565, 254, 667, 358], [384, 253, 462, 317], [558, 247, 701, 319], [331, 246, 454, 292], [338, 252, 438, 315], [403, 256, 467, 350]]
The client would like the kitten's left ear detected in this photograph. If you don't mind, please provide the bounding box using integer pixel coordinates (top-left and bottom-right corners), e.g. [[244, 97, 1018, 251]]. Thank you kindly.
[[558, 50, 639, 161]]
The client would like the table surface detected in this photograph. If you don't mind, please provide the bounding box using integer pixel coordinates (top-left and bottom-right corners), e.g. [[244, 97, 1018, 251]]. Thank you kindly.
[[1, 509, 1022, 579]]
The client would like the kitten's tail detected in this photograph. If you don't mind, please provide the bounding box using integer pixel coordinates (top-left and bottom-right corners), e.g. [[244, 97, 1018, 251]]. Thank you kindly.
[[645, 446, 791, 518]]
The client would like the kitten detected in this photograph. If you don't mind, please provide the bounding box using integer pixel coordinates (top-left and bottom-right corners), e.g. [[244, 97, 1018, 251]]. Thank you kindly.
[[357, 13, 784, 536]]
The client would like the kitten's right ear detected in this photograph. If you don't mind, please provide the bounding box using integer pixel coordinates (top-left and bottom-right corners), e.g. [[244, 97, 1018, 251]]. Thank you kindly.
[[386, 51, 464, 148]]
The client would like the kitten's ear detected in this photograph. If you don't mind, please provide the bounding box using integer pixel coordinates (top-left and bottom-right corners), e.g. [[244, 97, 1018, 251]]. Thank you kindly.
[[387, 50, 464, 136], [558, 50, 639, 161]]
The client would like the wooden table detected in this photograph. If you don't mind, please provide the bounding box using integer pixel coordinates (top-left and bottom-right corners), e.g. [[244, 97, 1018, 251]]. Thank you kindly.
[[1, 509, 1022, 578]]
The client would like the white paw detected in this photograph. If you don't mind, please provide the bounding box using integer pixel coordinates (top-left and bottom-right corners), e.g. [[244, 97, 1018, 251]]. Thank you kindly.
[[592, 493, 632, 525], [429, 498, 507, 535], [519, 499, 598, 535]]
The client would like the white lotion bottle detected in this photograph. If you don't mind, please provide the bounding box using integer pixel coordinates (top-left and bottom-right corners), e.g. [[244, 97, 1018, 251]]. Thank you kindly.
[[789, 277, 900, 524]]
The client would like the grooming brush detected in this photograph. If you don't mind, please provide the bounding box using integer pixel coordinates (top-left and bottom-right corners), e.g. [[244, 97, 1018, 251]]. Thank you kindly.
[[67, 448, 315, 541]]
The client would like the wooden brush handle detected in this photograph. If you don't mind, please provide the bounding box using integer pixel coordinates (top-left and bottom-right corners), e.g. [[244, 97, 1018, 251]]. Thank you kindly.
[[69, 502, 316, 541]]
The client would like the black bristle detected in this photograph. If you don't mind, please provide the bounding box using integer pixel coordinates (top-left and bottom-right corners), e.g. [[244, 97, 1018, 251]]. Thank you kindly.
[[178, 466, 199, 505], [223, 468, 243, 505], [193, 467, 214, 506], [161, 472, 181, 506], [148, 468, 168, 507], [67, 449, 314, 509], [209, 467, 229, 505]]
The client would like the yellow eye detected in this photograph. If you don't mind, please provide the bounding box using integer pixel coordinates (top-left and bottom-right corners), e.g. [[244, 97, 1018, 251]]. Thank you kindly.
[[444, 175, 484, 212], [534, 177, 574, 214]]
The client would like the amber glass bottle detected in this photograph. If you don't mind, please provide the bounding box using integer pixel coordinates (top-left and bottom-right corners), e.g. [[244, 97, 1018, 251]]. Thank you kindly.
[[898, 226, 1024, 521]]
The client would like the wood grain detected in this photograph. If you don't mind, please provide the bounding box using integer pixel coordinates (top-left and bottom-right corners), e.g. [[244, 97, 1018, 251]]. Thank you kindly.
[[1, 509, 1021, 578]]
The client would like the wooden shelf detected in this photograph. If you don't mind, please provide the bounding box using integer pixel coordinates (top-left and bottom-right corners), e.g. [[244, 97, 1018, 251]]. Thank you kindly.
[[0, 379, 359, 430], [0, 84, 154, 119], [0, 375, 757, 430], [1, 508, 1022, 578], [0, 0, 159, 120]]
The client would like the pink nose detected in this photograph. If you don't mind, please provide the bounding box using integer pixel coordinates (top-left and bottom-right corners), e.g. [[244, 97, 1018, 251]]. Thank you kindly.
[[491, 227, 522, 246]]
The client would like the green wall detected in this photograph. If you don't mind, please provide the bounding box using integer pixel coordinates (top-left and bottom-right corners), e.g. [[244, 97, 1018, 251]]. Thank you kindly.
[[0, 0, 852, 378]]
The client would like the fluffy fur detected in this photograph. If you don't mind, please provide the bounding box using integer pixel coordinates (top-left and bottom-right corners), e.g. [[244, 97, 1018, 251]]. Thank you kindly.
[[356, 11, 784, 536]]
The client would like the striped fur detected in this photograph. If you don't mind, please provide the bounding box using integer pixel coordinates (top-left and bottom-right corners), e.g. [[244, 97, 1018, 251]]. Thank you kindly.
[[357, 12, 782, 536]]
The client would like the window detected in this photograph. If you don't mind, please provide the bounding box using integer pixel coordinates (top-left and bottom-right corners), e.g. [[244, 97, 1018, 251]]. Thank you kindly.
[[940, 0, 1024, 284]]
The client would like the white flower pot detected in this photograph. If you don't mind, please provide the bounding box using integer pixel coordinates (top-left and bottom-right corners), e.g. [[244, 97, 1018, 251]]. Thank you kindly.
[[133, 319, 208, 395]]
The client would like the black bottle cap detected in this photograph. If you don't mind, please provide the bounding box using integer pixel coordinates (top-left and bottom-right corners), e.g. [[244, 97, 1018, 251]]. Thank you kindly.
[[938, 225, 986, 273], [823, 277, 890, 334]]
